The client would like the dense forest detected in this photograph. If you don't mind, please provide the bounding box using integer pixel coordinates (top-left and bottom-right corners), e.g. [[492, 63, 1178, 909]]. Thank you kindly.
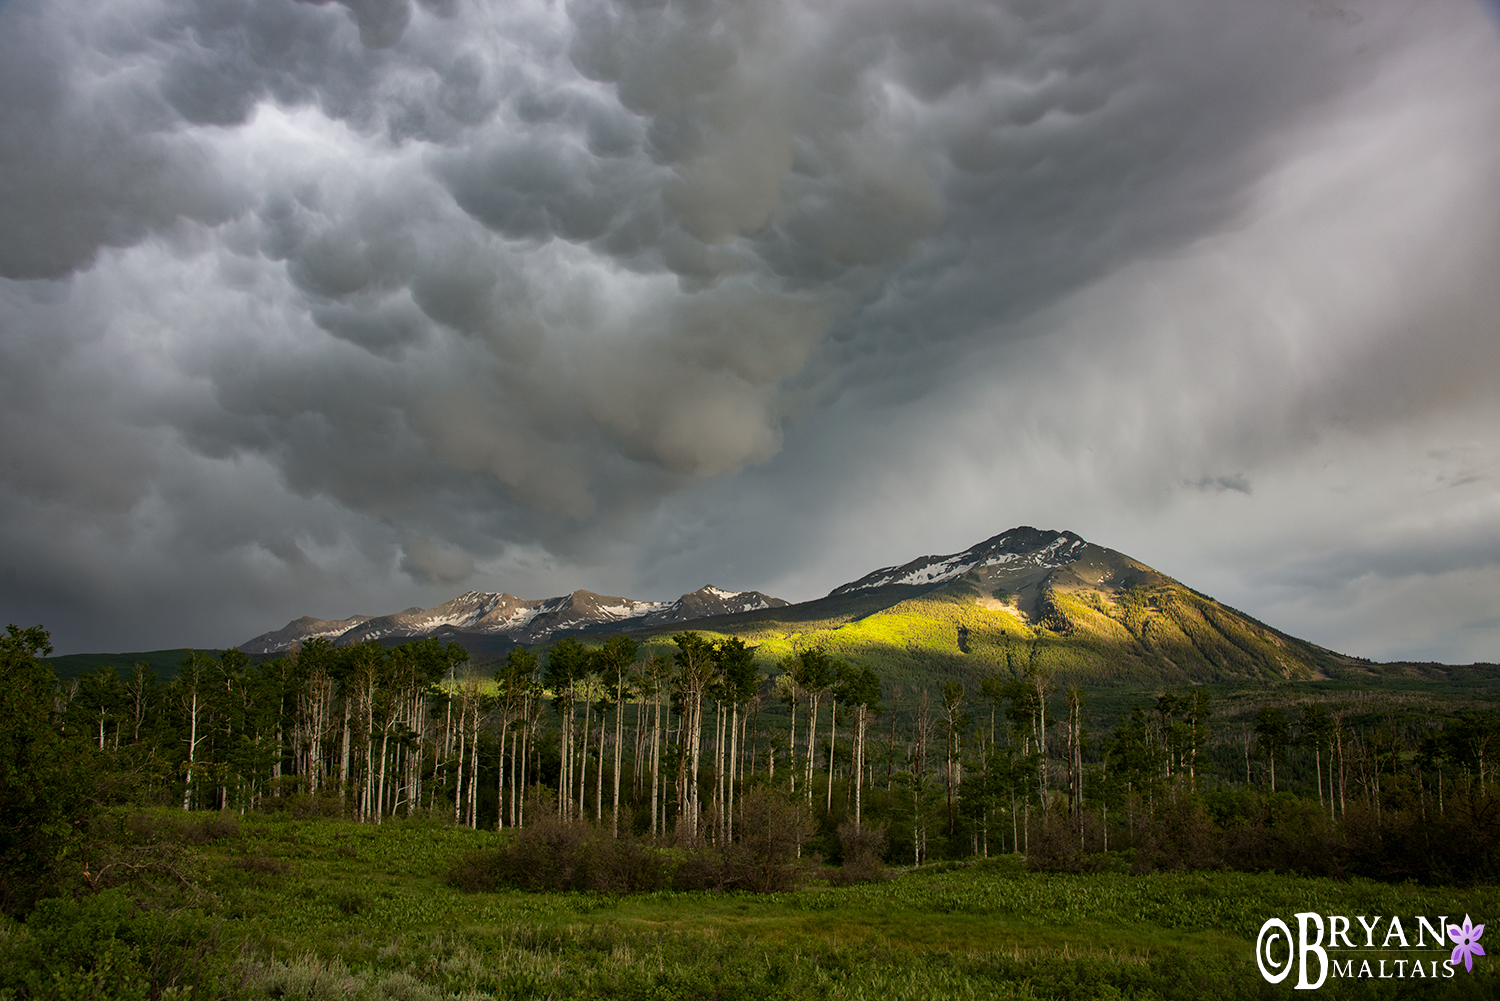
[[6, 620, 1500, 918]]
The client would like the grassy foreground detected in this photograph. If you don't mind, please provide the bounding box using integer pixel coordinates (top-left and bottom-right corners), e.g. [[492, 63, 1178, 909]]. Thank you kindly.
[[7, 813, 1499, 1001]]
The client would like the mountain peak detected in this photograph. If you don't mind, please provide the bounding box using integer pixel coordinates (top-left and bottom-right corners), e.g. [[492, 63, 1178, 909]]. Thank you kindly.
[[641, 585, 791, 626], [828, 526, 1090, 597]]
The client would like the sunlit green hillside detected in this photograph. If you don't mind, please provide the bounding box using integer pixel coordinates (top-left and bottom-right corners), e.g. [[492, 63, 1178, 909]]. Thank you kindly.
[[632, 573, 1341, 690]]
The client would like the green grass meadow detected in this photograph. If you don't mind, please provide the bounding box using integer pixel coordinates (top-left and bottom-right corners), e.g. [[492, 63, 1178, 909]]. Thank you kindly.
[[10, 812, 1493, 1000]]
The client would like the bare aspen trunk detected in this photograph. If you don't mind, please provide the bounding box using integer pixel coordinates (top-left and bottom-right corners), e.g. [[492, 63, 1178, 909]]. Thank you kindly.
[[854, 706, 864, 828], [521, 695, 534, 827], [414, 694, 426, 816], [675, 702, 687, 835], [805, 694, 820, 806], [612, 680, 625, 837], [696, 690, 708, 840], [364, 684, 375, 822], [1315, 744, 1323, 809], [714, 703, 725, 843], [1011, 783, 1018, 853], [826, 698, 837, 813], [631, 695, 643, 805], [183, 687, 198, 811], [578, 698, 591, 821], [596, 704, 606, 824], [443, 667, 454, 759], [340, 703, 351, 811], [468, 710, 480, 828], [728, 703, 739, 842], [453, 698, 466, 825], [650, 692, 662, 837], [1034, 672, 1047, 798], [376, 726, 390, 825], [560, 692, 572, 820], [689, 689, 704, 841], [307, 676, 321, 795], [508, 729, 518, 827], [496, 717, 510, 831], [788, 695, 798, 794]]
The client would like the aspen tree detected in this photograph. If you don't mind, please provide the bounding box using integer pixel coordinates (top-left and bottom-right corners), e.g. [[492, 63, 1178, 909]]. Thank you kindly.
[[595, 635, 639, 837], [546, 638, 588, 820], [671, 632, 715, 842]]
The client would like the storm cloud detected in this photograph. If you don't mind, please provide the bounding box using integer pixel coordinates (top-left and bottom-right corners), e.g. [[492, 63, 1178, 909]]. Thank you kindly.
[[0, 0, 1497, 660]]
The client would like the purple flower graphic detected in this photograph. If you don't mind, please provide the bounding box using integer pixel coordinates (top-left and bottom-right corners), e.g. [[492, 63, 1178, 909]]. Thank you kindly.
[[1448, 914, 1486, 973]]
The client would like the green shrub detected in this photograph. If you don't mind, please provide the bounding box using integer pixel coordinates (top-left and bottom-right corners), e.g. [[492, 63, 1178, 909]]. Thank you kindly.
[[121, 810, 241, 847], [329, 888, 369, 916], [244, 954, 361, 1001], [833, 820, 890, 885], [448, 815, 669, 894], [0, 889, 234, 1001], [234, 854, 292, 876], [718, 788, 816, 892]]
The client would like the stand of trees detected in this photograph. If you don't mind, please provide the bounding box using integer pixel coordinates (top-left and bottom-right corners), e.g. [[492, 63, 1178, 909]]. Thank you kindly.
[[25, 629, 885, 846], [10, 619, 1500, 910]]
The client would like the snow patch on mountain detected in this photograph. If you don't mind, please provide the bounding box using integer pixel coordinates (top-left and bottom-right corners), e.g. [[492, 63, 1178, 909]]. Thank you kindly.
[[828, 527, 1089, 597]]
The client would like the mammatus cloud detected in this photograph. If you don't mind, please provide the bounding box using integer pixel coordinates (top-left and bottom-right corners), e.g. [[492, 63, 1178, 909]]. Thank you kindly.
[[0, 0, 1496, 657]]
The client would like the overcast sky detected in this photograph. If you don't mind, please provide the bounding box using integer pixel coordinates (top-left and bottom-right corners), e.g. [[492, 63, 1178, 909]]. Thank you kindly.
[[2, 0, 1498, 662]]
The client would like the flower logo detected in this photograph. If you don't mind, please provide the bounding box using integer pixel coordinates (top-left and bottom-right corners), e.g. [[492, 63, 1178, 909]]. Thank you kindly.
[[1448, 914, 1486, 973]]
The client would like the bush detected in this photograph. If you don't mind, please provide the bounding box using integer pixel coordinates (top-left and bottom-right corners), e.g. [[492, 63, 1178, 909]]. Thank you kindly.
[[121, 810, 241, 847], [0, 625, 91, 917], [0, 888, 234, 1000], [718, 788, 817, 892], [670, 846, 728, 891], [455, 791, 817, 895], [834, 821, 890, 885], [287, 792, 346, 821], [234, 854, 291, 876], [448, 815, 669, 894], [246, 954, 358, 1001], [1222, 794, 1341, 878], [1132, 794, 1224, 874], [40, 810, 213, 901], [330, 888, 369, 916], [1028, 807, 1086, 873]]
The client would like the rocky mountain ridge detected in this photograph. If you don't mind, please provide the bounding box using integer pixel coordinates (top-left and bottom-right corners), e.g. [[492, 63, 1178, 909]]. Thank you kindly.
[[239, 584, 789, 654], [239, 526, 1345, 685]]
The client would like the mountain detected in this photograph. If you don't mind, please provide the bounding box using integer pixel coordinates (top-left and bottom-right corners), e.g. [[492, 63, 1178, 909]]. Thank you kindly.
[[239, 526, 1346, 686], [830, 526, 1097, 596], [628, 527, 1346, 687], [640, 585, 787, 625], [239, 585, 789, 655], [236, 614, 378, 655]]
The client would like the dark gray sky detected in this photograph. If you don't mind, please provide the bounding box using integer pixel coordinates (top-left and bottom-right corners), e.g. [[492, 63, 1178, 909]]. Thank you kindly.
[[2, 0, 1497, 662]]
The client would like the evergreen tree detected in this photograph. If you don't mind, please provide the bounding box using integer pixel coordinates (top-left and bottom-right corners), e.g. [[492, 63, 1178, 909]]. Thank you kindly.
[[1, 625, 87, 915]]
